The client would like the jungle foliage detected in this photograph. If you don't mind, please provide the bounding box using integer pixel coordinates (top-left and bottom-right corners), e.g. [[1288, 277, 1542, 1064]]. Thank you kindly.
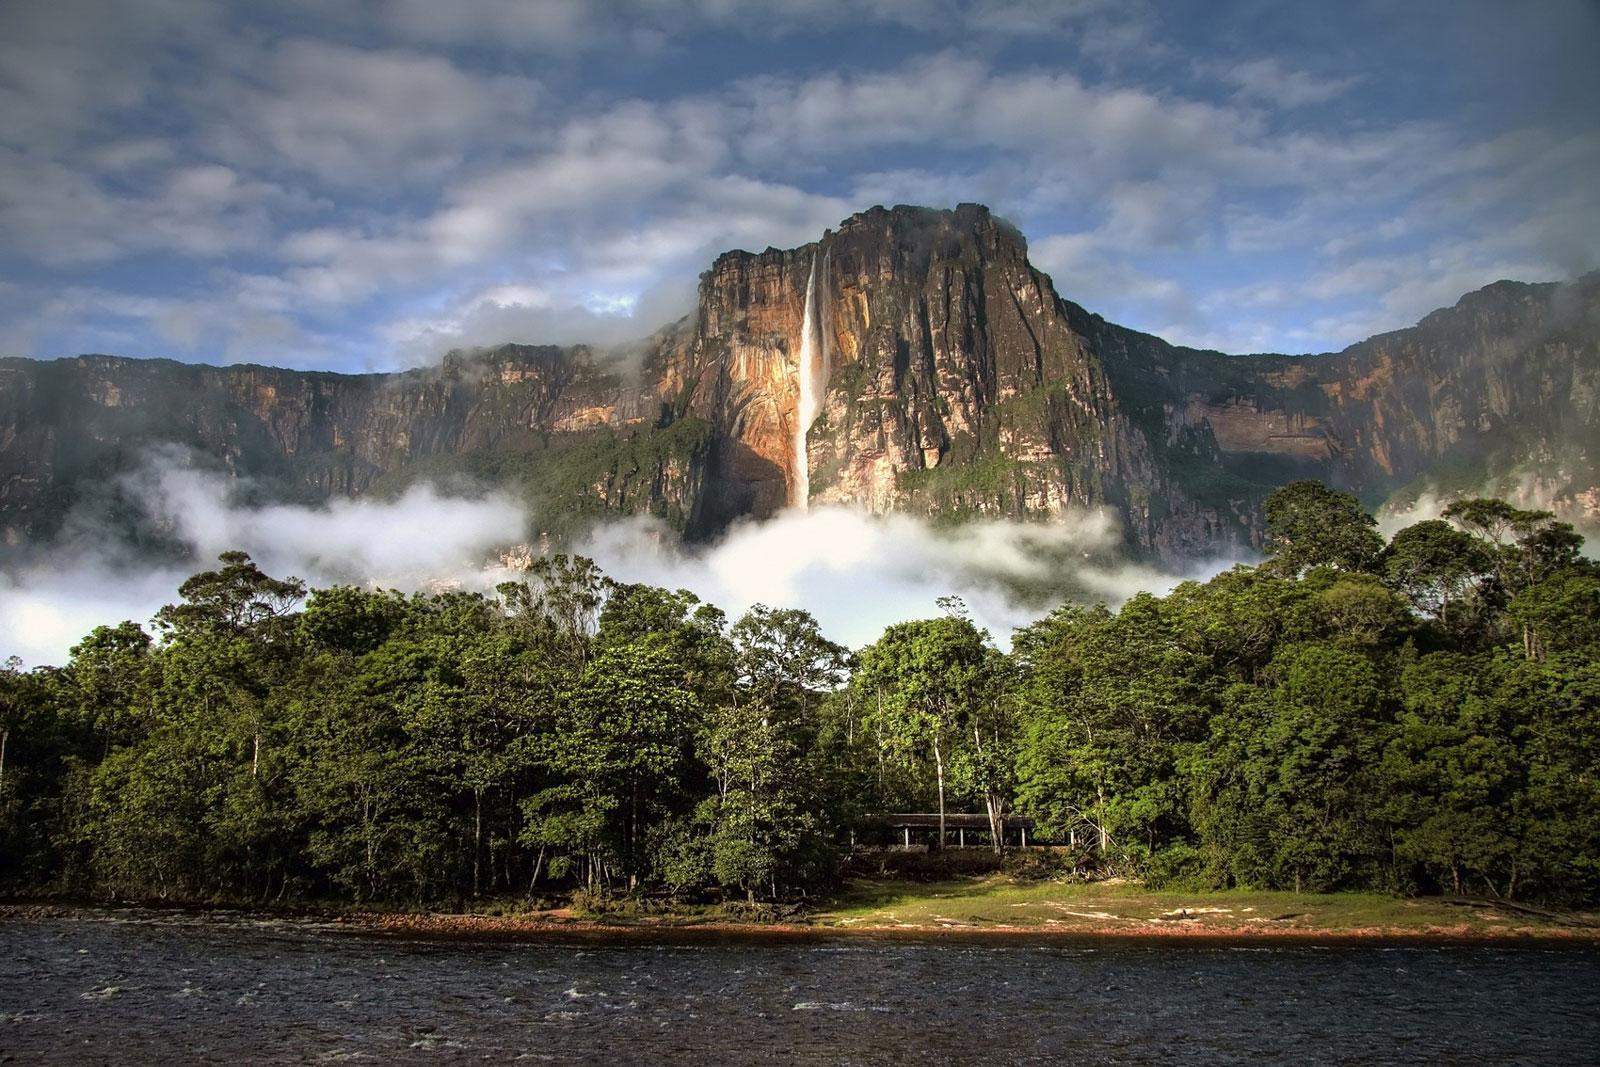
[[2, 482, 1598, 905]]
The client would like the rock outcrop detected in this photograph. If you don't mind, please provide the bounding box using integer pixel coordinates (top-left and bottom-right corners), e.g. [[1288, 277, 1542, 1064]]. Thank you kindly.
[[3, 204, 1596, 564]]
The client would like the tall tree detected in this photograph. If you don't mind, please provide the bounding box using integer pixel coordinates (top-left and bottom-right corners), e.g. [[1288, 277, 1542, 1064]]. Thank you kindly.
[[1384, 519, 1494, 629], [1014, 597, 1206, 866], [498, 554, 605, 666], [1379, 653, 1519, 895], [154, 551, 306, 778], [1263, 481, 1384, 576], [522, 644, 697, 891], [729, 604, 849, 719], [1191, 642, 1386, 892], [854, 615, 991, 847]]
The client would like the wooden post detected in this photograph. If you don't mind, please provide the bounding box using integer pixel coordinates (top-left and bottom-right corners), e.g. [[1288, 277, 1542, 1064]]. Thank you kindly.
[[958, 828, 965, 848], [903, 826, 911, 848]]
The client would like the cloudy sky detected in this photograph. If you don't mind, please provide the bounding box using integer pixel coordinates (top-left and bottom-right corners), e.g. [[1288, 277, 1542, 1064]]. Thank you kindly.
[[1, 0, 1596, 371]]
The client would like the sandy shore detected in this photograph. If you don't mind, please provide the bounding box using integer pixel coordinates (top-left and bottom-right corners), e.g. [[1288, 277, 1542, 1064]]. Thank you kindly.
[[335, 910, 1600, 943], [7, 900, 1596, 944]]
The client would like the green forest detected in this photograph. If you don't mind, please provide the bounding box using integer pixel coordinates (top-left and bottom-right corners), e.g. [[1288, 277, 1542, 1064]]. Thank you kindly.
[[2, 482, 1598, 907]]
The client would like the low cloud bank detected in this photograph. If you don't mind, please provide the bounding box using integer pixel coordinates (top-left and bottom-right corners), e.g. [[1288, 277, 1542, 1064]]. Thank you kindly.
[[579, 507, 1223, 650], [1377, 468, 1600, 543], [1, 451, 1231, 667], [383, 275, 698, 369], [2, 454, 529, 667]]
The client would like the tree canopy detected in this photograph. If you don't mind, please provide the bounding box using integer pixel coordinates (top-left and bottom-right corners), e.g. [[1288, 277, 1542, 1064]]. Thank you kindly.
[[2, 484, 1598, 907]]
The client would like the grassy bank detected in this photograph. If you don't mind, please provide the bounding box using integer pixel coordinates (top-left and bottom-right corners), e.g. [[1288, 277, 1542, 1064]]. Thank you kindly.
[[810, 875, 1600, 938], [13, 874, 1595, 942]]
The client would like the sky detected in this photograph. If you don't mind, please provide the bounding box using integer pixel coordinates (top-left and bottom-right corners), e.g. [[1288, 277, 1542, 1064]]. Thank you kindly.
[[0, 0, 1596, 371]]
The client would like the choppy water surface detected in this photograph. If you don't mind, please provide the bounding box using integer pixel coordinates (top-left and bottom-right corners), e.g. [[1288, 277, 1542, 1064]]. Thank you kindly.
[[3, 913, 1598, 1064]]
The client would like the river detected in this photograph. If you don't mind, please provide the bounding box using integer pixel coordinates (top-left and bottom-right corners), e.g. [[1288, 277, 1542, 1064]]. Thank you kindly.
[[3, 912, 1597, 1063]]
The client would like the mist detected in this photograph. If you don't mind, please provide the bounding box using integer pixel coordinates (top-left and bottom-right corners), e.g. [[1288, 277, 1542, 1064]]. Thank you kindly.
[[0, 451, 1231, 667], [578, 506, 1230, 651], [0, 455, 531, 667], [1377, 467, 1600, 543], [385, 274, 699, 369]]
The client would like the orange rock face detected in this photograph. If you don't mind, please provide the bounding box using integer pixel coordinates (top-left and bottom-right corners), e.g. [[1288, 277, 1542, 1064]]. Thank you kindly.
[[2, 206, 1597, 563]]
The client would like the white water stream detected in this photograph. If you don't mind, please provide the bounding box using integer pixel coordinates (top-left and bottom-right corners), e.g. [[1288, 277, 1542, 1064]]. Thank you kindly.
[[793, 252, 829, 508]]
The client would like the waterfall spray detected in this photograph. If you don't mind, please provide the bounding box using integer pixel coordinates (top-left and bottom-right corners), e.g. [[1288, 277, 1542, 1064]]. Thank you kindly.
[[793, 252, 829, 509]]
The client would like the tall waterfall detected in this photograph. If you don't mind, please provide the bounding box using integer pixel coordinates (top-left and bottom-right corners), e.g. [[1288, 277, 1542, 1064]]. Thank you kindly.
[[792, 252, 829, 509]]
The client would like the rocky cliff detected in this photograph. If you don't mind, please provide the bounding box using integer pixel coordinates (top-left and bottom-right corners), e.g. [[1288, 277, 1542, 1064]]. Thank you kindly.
[[648, 204, 1210, 556], [3, 204, 1597, 564]]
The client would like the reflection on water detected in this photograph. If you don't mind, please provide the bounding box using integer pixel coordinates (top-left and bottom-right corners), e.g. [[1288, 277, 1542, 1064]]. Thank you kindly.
[[2, 912, 1598, 1064]]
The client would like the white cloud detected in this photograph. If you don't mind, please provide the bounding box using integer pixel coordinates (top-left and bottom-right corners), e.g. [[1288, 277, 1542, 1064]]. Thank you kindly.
[[1303, 242, 1556, 341], [0, 450, 1223, 666], [381, 276, 696, 358], [1030, 232, 1198, 329], [0, 1, 1594, 368], [202, 39, 542, 185], [378, 0, 605, 50], [367, 0, 1130, 51], [579, 505, 1207, 648], [0, 0, 225, 150], [1378, 471, 1600, 544], [12, 285, 322, 365], [1217, 58, 1362, 109], [0, 148, 316, 267], [0, 452, 531, 666], [89, 138, 177, 172]]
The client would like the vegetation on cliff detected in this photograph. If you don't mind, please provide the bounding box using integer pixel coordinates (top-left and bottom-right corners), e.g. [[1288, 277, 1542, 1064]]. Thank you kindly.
[[367, 416, 716, 539], [5, 212, 1596, 565], [2, 483, 1598, 908]]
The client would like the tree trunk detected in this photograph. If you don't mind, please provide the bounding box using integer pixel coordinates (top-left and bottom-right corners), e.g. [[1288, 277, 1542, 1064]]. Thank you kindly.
[[252, 731, 261, 778], [364, 809, 378, 899], [528, 845, 546, 894], [874, 688, 886, 794], [1096, 784, 1109, 851], [629, 778, 640, 892], [504, 794, 519, 893], [0, 727, 8, 792], [932, 734, 946, 850], [473, 790, 483, 898], [974, 725, 1002, 854]]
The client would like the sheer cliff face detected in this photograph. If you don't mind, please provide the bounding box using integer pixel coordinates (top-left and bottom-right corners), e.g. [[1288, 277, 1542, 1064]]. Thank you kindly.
[[3, 204, 1598, 564], [651, 204, 1201, 555], [658, 203, 1598, 558], [0, 345, 671, 550], [1091, 272, 1600, 526]]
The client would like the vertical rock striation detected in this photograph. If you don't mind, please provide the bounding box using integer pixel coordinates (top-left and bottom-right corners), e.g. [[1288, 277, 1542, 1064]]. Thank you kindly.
[[2, 203, 1597, 564]]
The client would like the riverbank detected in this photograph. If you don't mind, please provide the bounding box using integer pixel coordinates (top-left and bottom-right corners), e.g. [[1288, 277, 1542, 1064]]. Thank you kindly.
[[814, 876, 1600, 940], [8, 874, 1598, 942]]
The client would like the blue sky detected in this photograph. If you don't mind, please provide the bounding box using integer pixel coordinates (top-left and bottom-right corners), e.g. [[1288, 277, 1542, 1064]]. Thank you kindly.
[[0, 0, 1595, 371]]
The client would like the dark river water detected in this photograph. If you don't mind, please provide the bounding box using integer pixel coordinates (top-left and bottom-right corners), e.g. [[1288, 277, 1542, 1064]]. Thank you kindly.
[[3, 913, 1599, 1064]]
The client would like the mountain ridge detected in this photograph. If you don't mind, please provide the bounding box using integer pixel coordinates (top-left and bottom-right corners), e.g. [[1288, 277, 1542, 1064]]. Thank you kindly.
[[2, 203, 1597, 564]]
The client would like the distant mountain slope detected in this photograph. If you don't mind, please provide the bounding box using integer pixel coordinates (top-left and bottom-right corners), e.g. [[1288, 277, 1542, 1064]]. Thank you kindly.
[[3, 204, 1596, 564]]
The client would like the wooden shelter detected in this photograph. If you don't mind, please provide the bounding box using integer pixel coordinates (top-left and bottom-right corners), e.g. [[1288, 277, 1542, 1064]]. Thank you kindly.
[[865, 812, 1035, 849]]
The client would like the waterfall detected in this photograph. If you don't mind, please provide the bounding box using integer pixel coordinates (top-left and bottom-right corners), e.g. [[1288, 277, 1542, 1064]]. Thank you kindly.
[[792, 251, 829, 509]]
